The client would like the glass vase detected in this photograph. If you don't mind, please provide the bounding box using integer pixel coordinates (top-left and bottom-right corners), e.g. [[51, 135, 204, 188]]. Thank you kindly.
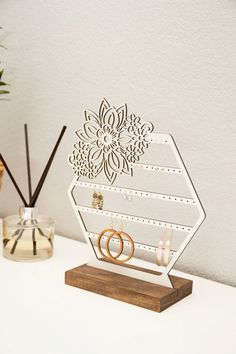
[[3, 207, 54, 262]]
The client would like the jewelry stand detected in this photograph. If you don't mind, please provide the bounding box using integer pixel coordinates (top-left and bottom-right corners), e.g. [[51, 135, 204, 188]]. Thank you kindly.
[[66, 99, 205, 312]]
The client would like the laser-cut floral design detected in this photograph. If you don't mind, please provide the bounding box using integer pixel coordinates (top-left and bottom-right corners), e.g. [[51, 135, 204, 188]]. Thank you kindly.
[[126, 145, 141, 163], [69, 99, 153, 184]]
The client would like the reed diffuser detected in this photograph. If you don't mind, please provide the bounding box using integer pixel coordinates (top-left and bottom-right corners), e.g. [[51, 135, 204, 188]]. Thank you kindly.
[[0, 160, 3, 190], [0, 125, 66, 261]]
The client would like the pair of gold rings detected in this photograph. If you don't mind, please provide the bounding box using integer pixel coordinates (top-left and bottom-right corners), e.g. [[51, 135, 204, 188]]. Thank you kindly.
[[97, 228, 134, 264]]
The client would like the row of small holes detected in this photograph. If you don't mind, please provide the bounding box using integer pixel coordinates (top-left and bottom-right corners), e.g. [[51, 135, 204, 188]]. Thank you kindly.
[[89, 233, 175, 256], [137, 165, 181, 173], [130, 163, 182, 174], [78, 206, 191, 232], [148, 138, 168, 144], [77, 182, 195, 205]]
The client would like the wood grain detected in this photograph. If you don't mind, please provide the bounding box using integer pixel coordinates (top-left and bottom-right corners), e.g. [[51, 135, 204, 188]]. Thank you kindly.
[[65, 263, 192, 312]]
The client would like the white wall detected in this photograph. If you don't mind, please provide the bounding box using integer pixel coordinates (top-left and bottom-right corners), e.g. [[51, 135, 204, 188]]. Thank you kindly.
[[0, 0, 236, 286]]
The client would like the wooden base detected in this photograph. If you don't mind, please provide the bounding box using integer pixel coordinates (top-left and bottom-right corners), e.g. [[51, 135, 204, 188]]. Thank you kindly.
[[65, 264, 193, 312]]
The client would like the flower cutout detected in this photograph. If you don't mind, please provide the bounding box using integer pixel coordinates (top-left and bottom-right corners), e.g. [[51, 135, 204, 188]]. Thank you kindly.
[[69, 99, 154, 184], [126, 145, 142, 163]]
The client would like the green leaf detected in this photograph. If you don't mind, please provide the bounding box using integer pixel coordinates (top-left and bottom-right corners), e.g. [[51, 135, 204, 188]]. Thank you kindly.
[[0, 90, 10, 95], [0, 81, 7, 86], [0, 70, 3, 80]]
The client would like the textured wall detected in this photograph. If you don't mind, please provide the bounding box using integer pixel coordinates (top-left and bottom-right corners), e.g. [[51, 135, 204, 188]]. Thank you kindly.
[[0, 0, 235, 286]]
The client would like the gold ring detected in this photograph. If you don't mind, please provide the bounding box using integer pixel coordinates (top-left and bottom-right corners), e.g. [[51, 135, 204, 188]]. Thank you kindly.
[[97, 228, 123, 260], [105, 230, 134, 264]]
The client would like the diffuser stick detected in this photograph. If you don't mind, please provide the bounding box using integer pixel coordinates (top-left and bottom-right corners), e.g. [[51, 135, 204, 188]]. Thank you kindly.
[[29, 125, 67, 207], [0, 154, 28, 206], [9, 219, 27, 255], [24, 124, 32, 203]]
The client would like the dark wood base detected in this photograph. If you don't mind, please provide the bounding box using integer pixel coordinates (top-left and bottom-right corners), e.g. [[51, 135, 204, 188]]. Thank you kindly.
[[65, 264, 193, 312]]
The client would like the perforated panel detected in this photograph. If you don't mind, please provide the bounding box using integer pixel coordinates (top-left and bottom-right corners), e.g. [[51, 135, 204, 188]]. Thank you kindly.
[[68, 101, 205, 288]]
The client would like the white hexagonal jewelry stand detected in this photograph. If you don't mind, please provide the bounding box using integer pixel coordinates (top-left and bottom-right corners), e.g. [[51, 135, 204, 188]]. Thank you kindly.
[[65, 99, 206, 312]]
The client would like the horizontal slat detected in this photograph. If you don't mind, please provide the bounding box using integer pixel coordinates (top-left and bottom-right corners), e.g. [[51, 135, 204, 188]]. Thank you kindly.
[[76, 206, 192, 232], [87, 232, 176, 256], [147, 133, 170, 144], [76, 181, 195, 205], [131, 163, 182, 175]]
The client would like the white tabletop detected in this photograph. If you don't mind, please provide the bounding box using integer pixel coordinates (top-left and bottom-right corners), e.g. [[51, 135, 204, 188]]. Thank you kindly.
[[0, 234, 235, 354]]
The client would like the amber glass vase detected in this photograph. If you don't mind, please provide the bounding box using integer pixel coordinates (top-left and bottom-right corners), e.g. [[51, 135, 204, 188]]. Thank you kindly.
[[3, 207, 54, 262]]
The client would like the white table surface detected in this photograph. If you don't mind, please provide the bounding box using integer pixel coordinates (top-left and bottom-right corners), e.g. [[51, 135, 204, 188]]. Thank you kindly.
[[0, 234, 235, 354]]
